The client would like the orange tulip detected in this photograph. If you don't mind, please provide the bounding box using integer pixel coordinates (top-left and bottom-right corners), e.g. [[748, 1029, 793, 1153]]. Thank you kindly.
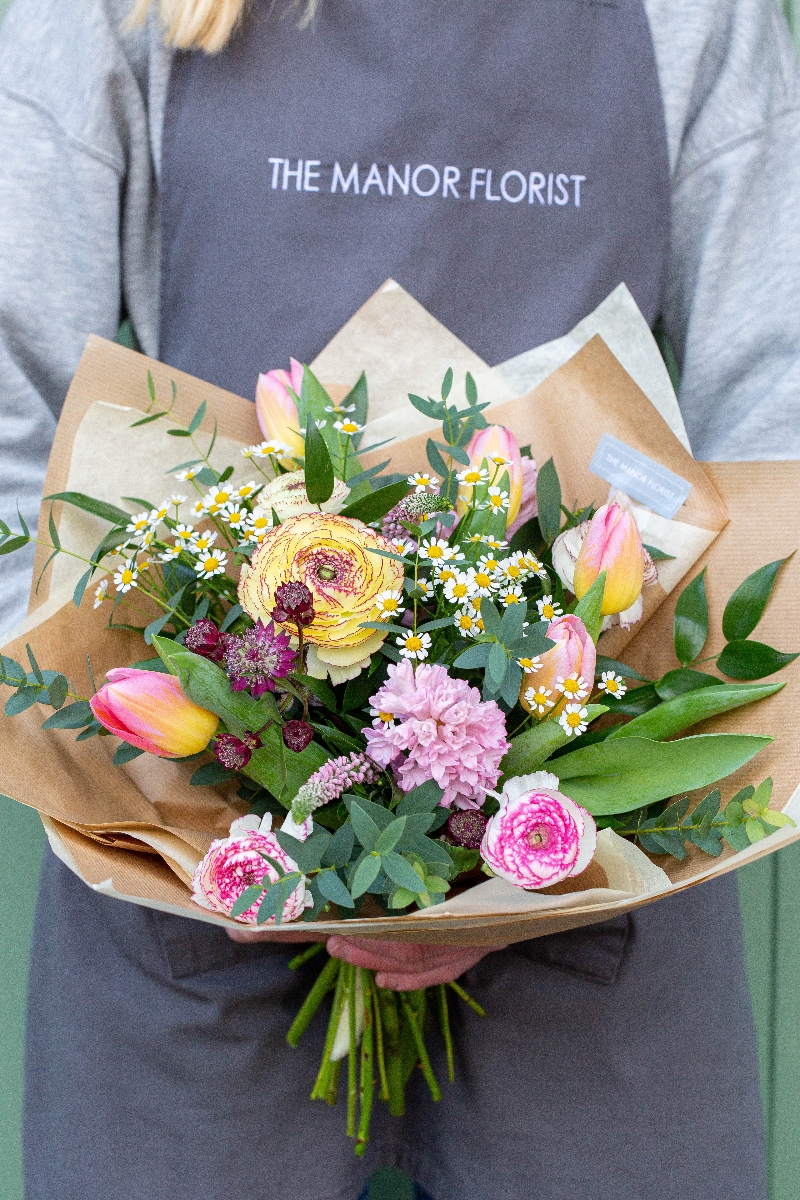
[[520, 614, 596, 717], [572, 503, 645, 616], [255, 358, 306, 467], [90, 668, 218, 758]]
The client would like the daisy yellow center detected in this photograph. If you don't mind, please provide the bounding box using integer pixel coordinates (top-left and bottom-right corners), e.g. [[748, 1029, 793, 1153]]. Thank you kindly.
[[505, 564, 522, 579], [212, 492, 231, 504], [474, 572, 492, 589], [504, 593, 521, 604], [340, 421, 359, 433], [565, 712, 583, 728], [541, 603, 556, 619], [426, 545, 444, 558], [121, 569, 134, 585], [379, 711, 394, 723], [382, 598, 400, 612], [563, 678, 582, 695], [519, 658, 537, 669], [438, 568, 456, 583], [463, 470, 482, 483], [457, 615, 473, 629], [203, 557, 219, 572], [405, 636, 423, 652], [452, 583, 469, 599], [484, 558, 499, 572], [489, 494, 505, 508], [533, 691, 549, 705], [605, 679, 620, 693]]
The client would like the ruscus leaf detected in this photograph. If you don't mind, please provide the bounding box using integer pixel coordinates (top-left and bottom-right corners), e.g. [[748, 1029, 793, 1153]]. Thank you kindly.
[[673, 569, 709, 665], [722, 556, 791, 642]]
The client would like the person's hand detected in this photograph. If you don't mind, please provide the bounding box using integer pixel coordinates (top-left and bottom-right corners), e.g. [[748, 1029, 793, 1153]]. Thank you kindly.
[[326, 936, 507, 990], [226, 925, 325, 945]]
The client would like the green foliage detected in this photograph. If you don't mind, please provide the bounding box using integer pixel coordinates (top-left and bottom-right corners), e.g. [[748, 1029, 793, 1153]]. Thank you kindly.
[[453, 601, 553, 706], [722, 557, 791, 642], [606, 681, 783, 743], [339, 481, 411, 524], [44, 490, 131, 527], [535, 457, 562, 543], [572, 570, 606, 642], [304, 419, 335, 505], [673, 568, 708, 665], [500, 704, 608, 779], [717, 640, 800, 680], [552, 733, 772, 815], [654, 667, 721, 700]]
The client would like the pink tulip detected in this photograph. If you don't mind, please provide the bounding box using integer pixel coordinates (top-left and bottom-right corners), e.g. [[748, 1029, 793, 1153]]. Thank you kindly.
[[459, 425, 524, 526], [255, 358, 306, 466], [90, 668, 219, 758], [506, 456, 538, 537], [481, 771, 597, 889], [572, 502, 645, 616], [521, 614, 596, 716]]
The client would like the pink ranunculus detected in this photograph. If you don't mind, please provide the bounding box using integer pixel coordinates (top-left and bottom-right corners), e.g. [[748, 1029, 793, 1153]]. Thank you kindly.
[[363, 660, 510, 809], [506, 456, 538, 538], [90, 668, 218, 758], [255, 358, 306, 466], [192, 818, 309, 924], [521, 613, 596, 716], [481, 771, 597, 889]]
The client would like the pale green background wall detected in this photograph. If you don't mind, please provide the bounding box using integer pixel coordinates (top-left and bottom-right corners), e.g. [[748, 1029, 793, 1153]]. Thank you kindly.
[[0, 4, 799, 1200]]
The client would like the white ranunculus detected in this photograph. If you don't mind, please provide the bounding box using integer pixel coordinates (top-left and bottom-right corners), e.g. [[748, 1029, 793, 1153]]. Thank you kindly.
[[260, 470, 350, 521], [551, 523, 589, 592]]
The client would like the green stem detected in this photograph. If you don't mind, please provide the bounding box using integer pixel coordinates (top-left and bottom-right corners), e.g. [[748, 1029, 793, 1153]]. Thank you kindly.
[[347, 964, 358, 1138], [286, 953, 340, 1046], [310, 961, 345, 1101], [448, 980, 487, 1018], [355, 973, 375, 1157], [377, 987, 406, 1117], [370, 976, 389, 1102], [400, 993, 442, 1103], [437, 984, 455, 1084], [287, 942, 325, 971], [324, 1058, 342, 1106]]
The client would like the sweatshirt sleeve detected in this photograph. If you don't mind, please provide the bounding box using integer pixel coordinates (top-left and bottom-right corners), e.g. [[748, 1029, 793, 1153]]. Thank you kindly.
[[0, 0, 158, 634], [647, 0, 800, 461]]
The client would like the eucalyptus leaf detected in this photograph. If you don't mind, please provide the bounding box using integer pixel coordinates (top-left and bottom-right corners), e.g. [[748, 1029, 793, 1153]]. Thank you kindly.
[[113, 742, 145, 766], [41, 700, 94, 729], [322, 822, 355, 868], [381, 851, 426, 893], [317, 869, 355, 908], [349, 802, 381, 851], [351, 854, 382, 898], [375, 816, 407, 855]]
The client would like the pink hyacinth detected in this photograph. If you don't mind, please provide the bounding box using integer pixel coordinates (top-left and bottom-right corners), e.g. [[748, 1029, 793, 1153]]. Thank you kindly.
[[364, 660, 510, 809], [290, 752, 381, 824], [192, 826, 308, 924], [481, 773, 597, 889]]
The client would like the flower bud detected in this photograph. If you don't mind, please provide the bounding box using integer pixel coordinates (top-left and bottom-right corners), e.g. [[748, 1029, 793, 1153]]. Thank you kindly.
[[447, 809, 487, 849], [572, 502, 645, 616], [481, 771, 597, 889], [259, 469, 349, 521], [282, 719, 314, 753], [520, 614, 596, 717], [459, 425, 524, 526], [184, 618, 230, 663], [90, 668, 218, 758], [255, 359, 306, 468], [271, 580, 316, 627], [214, 732, 261, 771]]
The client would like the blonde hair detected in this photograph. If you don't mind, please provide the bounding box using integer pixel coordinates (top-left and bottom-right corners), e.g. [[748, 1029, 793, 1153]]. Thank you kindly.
[[127, 0, 319, 53]]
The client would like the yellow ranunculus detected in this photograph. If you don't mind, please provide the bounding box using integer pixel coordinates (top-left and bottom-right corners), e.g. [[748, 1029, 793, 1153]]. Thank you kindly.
[[238, 513, 404, 650]]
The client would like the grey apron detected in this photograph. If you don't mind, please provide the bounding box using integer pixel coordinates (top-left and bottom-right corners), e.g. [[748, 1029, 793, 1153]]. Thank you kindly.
[[25, 2, 767, 1197]]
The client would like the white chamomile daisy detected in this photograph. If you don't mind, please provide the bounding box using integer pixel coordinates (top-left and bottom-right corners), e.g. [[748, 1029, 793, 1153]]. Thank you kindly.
[[524, 686, 555, 715], [374, 590, 405, 619], [222, 505, 248, 532], [556, 672, 590, 702], [521, 553, 548, 579], [173, 523, 194, 546], [598, 671, 628, 698], [333, 418, 363, 435], [246, 508, 273, 540], [113, 562, 139, 593], [467, 566, 497, 597], [235, 482, 258, 501], [453, 610, 479, 637], [413, 579, 434, 601], [194, 551, 228, 578], [536, 595, 563, 621], [559, 704, 589, 737], [148, 502, 170, 525], [93, 580, 108, 609], [169, 494, 187, 507], [191, 499, 208, 519], [396, 630, 432, 660], [486, 453, 512, 468], [456, 465, 489, 486], [125, 512, 150, 535], [498, 585, 524, 607], [477, 552, 502, 577], [132, 529, 155, 549], [407, 472, 439, 493], [482, 486, 509, 514], [443, 571, 475, 605], [174, 467, 199, 481], [481, 537, 508, 550], [418, 538, 451, 562], [433, 563, 458, 585], [369, 706, 395, 728], [190, 529, 218, 553], [497, 551, 530, 583], [203, 487, 233, 509], [517, 654, 541, 672], [159, 546, 181, 562], [388, 537, 415, 558], [326, 402, 356, 414]]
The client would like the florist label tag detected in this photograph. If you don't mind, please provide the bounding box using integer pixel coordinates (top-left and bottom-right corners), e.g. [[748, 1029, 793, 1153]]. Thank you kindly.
[[589, 433, 692, 519]]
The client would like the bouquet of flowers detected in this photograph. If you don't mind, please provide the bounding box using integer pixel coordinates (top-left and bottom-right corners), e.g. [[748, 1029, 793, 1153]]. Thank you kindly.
[[1, 299, 798, 1152]]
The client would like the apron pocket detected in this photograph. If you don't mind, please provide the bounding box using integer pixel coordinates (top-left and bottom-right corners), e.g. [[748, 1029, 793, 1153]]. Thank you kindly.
[[152, 911, 291, 980], [515, 914, 631, 984]]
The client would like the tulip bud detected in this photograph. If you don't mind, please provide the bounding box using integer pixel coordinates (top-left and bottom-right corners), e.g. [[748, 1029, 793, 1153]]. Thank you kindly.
[[520, 614, 596, 717], [255, 359, 306, 468], [572, 502, 645, 616], [90, 668, 218, 758], [459, 425, 524, 526]]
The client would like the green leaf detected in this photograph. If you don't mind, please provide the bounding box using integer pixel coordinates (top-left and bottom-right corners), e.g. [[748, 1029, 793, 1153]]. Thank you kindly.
[[572, 571, 606, 643], [0, 536, 30, 556], [674, 569, 709, 665], [408, 393, 446, 421], [26, 644, 44, 685], [716, 640, 800, 681], [47, 506, 61, 552], [190, 761, 231, 786], [465, 372, 478, 406], [381, 851, 426, 893], [642, 543, 675, 561], [5, 686, 42, 716], [187, 399, 207, 434], [447, 846, 480, 875], [351, 854, 382, 898], [166, 428, 191, 437], [274, 828, 331, 872], [499, 660, 523, 708], [375, 817, 407, 855], [113, 742, 145, 766], [317, 869, 355, 908], [292, 673, 338, 712], [722, 556, 791, 642], [339, 481, 411, 524], [654, 668, 723, 700], [322, 822, 355, 868], [552, 734, 771, 816], [47, 674, 69, 710], [745, 818, 767, 844], [231, 885, 266, 918], [595, 656, 651, 683], [486, 642, 509, 692], [453, 643, 492, 670], [536, 457, 562, 543], [349, 802, 381, 851], [499, 599, 527, 644], [396, 780, 444, 814], [257, 877, 300, 925], [41, 700, 94, 729], [73, 567, 93, 609], [479, 598, 502, 639], [441, 367, 454, 400], [389, 887, 418, 909], [304, 419, 335, 505], [501, 706, 608, 779], [607, 682, 783, 742], [0, 655, 26, 686], [45, 491, 131, 527], [426, 438, 449, 478], [130, 410, 169, 427]]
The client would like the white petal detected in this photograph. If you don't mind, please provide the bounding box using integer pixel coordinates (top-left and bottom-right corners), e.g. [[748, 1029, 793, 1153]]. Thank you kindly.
[[330, 970, 365, 1061]]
